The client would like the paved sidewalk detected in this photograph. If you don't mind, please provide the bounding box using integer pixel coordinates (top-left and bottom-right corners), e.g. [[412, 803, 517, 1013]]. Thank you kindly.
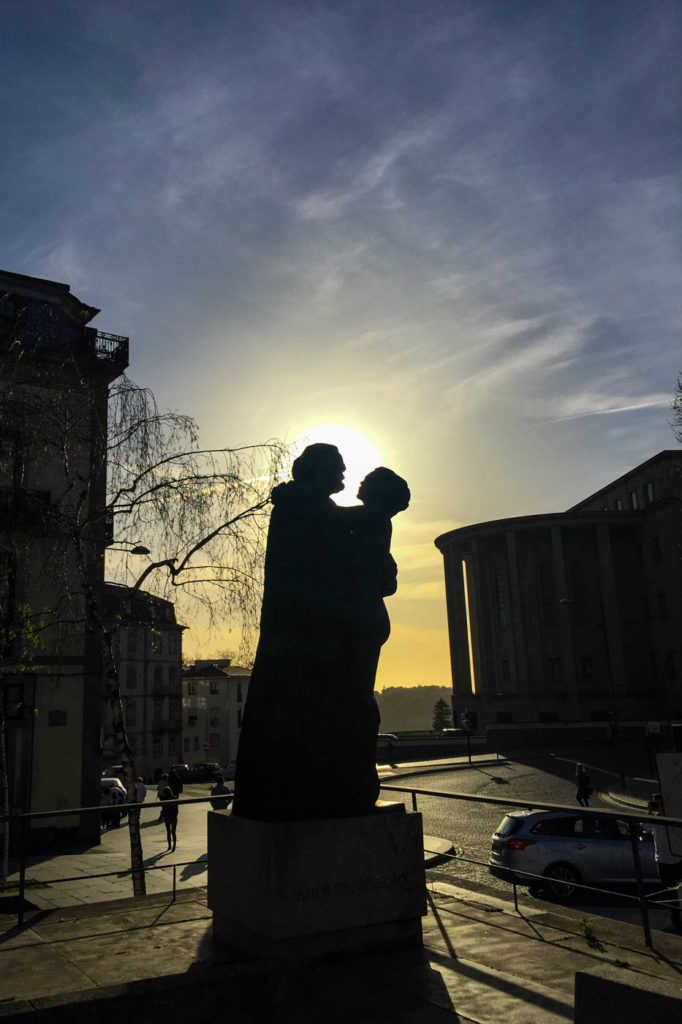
[[1, 878, 681, 1022]]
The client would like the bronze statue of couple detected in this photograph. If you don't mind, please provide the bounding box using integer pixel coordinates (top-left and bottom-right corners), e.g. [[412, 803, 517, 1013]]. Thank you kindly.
[[233, 443, 410, 822]]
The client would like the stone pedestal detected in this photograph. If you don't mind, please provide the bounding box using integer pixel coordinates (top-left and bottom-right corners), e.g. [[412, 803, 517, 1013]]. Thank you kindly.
[[207, 807, 426, 958]]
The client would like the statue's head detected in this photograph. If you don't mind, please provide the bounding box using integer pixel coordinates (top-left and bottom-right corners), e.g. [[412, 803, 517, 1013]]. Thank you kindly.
[[357, 468, 410, 517], [292, 443, 345, 495]]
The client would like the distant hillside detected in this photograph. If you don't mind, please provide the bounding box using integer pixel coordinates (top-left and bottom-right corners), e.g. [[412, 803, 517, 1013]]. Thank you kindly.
[[375, 685, 453, 732]]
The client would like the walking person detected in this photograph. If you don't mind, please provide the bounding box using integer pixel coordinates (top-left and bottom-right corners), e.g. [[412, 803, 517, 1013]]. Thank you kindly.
[[168, 768, 184, 799], [135, 777, 147, 804], [159, 784, 178, 851], [156, 772, 169, 821], [210, 774, 232, 810], [575, 763, 592, 807], [648, 796, 682, 930]]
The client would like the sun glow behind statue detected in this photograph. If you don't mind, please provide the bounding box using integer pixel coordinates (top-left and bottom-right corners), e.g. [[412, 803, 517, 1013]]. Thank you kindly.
[[292, 423, 384, 506]]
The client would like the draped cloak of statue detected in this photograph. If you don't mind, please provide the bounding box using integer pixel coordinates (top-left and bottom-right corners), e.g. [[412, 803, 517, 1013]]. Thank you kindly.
[[233, 458, 406, 822]]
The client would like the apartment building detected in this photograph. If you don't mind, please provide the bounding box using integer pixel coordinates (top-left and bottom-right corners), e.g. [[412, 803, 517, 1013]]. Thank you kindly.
[[101, 584, 184, 781], [0, 269, 128, 846], [182, 661, 250, 766]]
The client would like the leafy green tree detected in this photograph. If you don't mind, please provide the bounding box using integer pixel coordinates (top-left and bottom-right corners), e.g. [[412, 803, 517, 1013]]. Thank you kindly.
[[432, 698, 452, 732]]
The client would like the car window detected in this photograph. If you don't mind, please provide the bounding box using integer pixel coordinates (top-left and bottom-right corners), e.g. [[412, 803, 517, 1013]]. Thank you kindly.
[[530, 817, 578, 837], [495, 815, 525, 837]]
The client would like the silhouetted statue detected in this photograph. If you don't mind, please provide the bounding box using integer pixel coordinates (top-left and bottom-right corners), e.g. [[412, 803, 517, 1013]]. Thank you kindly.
[[233, 445, 409, 821]]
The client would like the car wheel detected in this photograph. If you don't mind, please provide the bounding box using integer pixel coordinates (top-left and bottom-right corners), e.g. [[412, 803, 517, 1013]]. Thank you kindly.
[[542, 863, 581, 901]]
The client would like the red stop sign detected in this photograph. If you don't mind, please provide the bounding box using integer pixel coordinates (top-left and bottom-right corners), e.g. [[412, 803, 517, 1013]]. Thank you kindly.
[[203, 743, 210, 752]]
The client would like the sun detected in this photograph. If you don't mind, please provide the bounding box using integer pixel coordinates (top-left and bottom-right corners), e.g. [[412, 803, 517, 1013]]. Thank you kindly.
[[292, 423, 384, 506]]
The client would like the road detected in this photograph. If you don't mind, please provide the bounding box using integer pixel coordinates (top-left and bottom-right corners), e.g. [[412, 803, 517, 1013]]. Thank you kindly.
[[380, 753, 675, 934]]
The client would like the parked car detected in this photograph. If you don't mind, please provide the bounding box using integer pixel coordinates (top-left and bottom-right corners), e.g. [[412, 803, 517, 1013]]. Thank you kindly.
[[170, 763, 190, 780], [439, 728, 466, 738], [221, 761, 237, 780], [102, 765, 124, 779], [99, 777, 128, 819], [187, 762, 223, 783], [376, 733, 398, 742], [488, 810, 658, 901]]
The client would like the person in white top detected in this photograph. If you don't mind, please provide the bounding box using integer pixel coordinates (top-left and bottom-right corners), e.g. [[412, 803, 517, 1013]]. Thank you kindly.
[[647, 796, 682, 929]]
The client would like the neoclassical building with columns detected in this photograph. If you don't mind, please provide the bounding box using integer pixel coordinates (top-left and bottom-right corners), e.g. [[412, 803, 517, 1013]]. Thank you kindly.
[[435, 451, 681, 729]]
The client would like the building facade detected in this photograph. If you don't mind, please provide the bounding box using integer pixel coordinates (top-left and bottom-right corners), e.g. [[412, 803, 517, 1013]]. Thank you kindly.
[[102, 584, 184, 781], [182, 661, 250, 766], [435, 451, 682, 729], [0, 269, 128, 845]]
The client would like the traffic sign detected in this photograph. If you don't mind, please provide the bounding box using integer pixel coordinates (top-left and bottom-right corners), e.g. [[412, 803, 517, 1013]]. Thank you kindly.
[[203, 743, 210, 752]]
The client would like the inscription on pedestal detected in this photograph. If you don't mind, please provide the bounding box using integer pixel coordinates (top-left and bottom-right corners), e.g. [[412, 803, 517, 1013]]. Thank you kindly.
[[208, 810, 426, 953]]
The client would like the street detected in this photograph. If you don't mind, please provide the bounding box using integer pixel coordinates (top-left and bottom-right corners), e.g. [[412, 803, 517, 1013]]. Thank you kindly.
[[10, 750, 676, 936], [383, 751, 676, 934]]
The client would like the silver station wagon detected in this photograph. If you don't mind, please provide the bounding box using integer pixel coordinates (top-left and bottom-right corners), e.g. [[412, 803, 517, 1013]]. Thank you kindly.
[[488, 810, 658, 900]]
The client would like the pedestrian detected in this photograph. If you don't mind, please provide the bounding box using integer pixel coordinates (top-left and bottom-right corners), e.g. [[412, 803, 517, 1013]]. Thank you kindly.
[[168, 768, 184, 798], [109, 780, 126, 828], [156, 772, 169, 820], [648, 796, 682, 930], [575, 763, 592, 807], [210, 774, 232, 810], [159, 784, 178, 851], [135, 777, 147, 804]]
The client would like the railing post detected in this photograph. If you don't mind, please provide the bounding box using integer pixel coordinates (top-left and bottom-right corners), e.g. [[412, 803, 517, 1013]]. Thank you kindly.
[[172, 864, 177, 902], [628, 819, 652, 948], [17, 816, 28, 928], [411, 792, 418, 812]]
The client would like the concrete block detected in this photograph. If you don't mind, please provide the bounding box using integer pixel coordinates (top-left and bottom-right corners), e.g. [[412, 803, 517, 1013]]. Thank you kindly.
[[207, 808, 426, 957], [575, 966, 682, 1024]]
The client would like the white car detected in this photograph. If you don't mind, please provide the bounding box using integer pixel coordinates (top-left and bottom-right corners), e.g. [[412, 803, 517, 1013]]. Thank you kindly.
[[489, 809, 658, 900]]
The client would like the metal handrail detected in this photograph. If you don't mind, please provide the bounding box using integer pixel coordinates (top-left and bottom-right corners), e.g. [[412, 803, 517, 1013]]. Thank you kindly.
[[381, 781, 682, 948], [3, 782, 680, 948]]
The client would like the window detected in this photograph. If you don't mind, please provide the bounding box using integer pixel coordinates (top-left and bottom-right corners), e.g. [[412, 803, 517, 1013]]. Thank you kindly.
[[168, 735, 177, 756], [125, 700, 137, 727], [183, 737, 189, 753], [645, 481, 654, 504], [125, 664, 138, 689], [630, 489, 638, 510], [501, 659, 510, 683], [494, 571, 505, 628], [193, 736, 199, 751], [127, 629, 139, 655], [531, 817, 577, 837], [168, 666, 177, 689], [210, 680, 220, 695], [237, 683, 242, 703], [188, 682, 197, 696], [153, 664, 163, 688], [658, 592, 668, 622], [153, 737, 162, 757], [237, 708, 243, 727], [663, 652, 677, 681], [616, 497, 623, 511], [188, 714, 198, 726], [169, 698, 180, 721], [579, 656, 594, 679], [153, 700, 162, 725], [547, 656, 562, 681], [538, 561, 557, 626], [167, 632, 177, 655]]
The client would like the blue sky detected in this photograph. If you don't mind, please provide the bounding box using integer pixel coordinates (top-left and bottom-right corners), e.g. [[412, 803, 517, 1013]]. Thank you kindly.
[[2, 1, 680, 683]]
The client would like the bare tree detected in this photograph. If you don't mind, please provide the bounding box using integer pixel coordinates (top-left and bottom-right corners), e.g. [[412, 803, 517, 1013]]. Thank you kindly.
[[673, 374, 682, 443], [1, 288, 287, 896]]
